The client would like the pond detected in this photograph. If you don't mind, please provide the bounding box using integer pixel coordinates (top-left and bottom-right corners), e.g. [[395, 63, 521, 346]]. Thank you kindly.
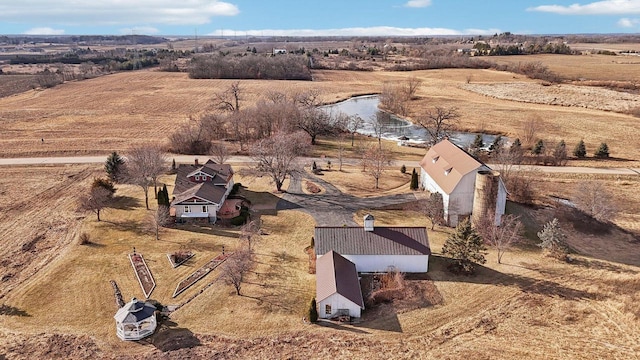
[[321, 95, 502, 148]]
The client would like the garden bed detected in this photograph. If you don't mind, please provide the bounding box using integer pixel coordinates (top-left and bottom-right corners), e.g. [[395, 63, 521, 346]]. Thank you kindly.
[[172, 252, 230, 298], [129, 253, 156, 299]]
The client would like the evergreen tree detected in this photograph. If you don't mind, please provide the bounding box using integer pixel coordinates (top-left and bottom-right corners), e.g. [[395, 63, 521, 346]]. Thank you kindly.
[[171, 158, 176, 171], [472, 134, 484, 149], [157, 184, 170, 206], [532, 139, 545, 155], [410, 168, 419, 190], [594, 142, 610, 158], [442, 219, 486, 274], [537, 218, 567, 258], [105, 151, 124, 182], [573, 139, 586, 158], [308, 298, 318, 323], [489, 135, 503, 152]]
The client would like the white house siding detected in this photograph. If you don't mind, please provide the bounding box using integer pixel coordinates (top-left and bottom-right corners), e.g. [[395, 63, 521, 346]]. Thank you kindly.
[[340, 254, 429, 273], [174, 202, 218, 222], [318, 293, 362, 319]]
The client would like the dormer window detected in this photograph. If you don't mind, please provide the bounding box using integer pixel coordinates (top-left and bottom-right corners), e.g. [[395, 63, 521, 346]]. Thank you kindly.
[[432, 156, 439, 163], [444, 168, 452, 175], [195, 175, 200, 181]]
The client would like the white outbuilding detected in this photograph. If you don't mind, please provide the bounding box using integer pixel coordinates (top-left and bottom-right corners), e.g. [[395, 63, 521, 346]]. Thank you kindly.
[[114, 298, 157, 341], [419, 139, 507, 227], [316, 250, 365, 319], [314, 215, 431, 273]]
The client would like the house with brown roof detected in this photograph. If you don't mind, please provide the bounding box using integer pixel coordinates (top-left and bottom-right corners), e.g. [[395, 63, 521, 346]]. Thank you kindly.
[[419, 139, 507, 227], [315, 214, 431, 273], [170, 158, 234, 223], [316, 250, 365, 319]]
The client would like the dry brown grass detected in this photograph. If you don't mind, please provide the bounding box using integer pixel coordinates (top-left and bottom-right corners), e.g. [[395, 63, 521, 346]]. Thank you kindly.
[[319, 164, 412, 197]]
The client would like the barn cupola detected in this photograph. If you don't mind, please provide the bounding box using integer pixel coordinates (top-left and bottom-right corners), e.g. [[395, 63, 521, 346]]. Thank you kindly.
[[363, 214, 375, 231]]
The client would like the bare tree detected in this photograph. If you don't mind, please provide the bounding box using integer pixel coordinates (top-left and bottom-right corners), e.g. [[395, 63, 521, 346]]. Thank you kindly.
[[241, 219, 261, 250], [169, 114, 221, 154], [293, 89, 322, 107], [362, 145, 391, 189], [125, 145, 167, 210], [78, 186, 113, 221], [249, 131, 310, 192], [220, 247, 254, 296], [572, 181, 618, 222], [337, 133, 346, 171], [345, 114, 364, 146], [521, 115, 541, 148], [475, 213, 523, 264], [294, 107, 343, 145], [214, 81, 241, 112], [209, 141, 231, 164], [371, 112, 389, 148], [406, 192, 445, 230], [402, 76, 422, 100], [149, 205, 171, 240], [415, 106, 460, 145]]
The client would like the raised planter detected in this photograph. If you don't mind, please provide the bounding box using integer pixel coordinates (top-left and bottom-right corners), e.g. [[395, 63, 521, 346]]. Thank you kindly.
[[129, 253, 156, 299], [172, 252, 230, 298]]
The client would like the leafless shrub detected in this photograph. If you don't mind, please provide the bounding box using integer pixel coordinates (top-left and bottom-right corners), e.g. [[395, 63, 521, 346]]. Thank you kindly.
[[521, 116, 542, 148], [368, 270, 406, 305], [220, 247, 254, 295], [78, 232, 92, 245], [475, 213, 523, 264], [572, 181, 618, 223]]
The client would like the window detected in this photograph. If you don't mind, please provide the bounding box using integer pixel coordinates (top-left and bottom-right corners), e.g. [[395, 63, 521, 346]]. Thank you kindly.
[[202, 205, 207, 213], [432, 156, 439, 163], [444, 168, 452, 176], [184, 206, 190, 213], [195, 175, 200, 181], [325, 304, 332, 315]]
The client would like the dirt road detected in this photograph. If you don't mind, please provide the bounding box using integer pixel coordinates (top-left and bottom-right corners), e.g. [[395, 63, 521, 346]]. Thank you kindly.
[[0, 155, 638, 176]]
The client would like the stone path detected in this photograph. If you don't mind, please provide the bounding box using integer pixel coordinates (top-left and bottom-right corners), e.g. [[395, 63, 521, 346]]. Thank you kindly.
[[277, 171, 417, 226]]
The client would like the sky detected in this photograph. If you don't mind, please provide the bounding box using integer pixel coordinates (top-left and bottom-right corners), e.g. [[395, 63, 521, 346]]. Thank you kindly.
[[1, 0, 640, 36]]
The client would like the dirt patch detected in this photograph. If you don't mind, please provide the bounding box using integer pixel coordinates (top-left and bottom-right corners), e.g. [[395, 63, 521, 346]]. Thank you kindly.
[[303, 180, 324, 194]]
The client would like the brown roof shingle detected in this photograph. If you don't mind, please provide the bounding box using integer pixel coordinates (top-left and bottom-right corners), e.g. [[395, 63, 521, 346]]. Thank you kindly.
[[314, 227, 430, 257], [172, 159, 232, 205], [419, 139, 484, 194], [316, 251, 364, 308]]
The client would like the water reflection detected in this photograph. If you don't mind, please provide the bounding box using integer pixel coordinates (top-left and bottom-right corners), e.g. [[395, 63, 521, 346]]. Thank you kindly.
[[322, 95, 501, 148]]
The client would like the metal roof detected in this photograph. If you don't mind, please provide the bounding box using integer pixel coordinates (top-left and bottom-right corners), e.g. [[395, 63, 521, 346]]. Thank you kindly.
[[316, 250, 364, 308], [314, 227, 430, 256]]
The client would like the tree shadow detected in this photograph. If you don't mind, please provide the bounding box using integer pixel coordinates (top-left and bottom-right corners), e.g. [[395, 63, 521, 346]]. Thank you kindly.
[[0, 304, 30, 317], [176, 224, 240, 238], [567, 256, 638, 274], [103, 219, 147, 236], [429, 255, 598, 300], [110, 195, 141, 211]]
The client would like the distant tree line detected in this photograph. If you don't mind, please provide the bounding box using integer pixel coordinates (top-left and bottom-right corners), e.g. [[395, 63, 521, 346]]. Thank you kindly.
[[188, 54, 312, 80]]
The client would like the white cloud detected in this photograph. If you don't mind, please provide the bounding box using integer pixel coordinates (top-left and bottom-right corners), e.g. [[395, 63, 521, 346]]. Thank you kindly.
[[404, 0, 432, 8], [528, 0, 640, 15], [23, 27, 65, 35], [618, 17, 640, 26], [207, 26, 500, 37], [0, 1, 239, 26], [119, 26, 160, 35]]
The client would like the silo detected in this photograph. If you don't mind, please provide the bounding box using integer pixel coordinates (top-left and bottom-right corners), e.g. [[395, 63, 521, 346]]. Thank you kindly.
[[472, 170, 500, 225]]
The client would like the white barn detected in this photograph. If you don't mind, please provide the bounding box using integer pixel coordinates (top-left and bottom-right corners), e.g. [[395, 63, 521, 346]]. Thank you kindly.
[[419, 139, 507, 227], [314, 215, 430, 273], [316, 250, 365, 319]]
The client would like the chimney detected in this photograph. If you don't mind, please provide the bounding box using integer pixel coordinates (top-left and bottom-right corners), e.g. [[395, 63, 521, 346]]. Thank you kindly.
[[194, 158, 199, 166], [363, 214, 375, 231]]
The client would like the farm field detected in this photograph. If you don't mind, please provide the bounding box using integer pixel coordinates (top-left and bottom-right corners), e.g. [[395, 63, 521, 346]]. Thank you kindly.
[[1, 65, 637, 166], [0, 52, 639, 359]]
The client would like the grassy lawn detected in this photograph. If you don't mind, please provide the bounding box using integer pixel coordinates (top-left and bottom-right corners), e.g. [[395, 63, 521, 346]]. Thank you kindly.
[[318, 164, 413, 197], [0, 176, 315, 348]]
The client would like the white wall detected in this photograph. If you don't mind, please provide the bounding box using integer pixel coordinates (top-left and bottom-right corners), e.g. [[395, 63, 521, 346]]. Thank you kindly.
[[318, 293, 362, 319], [174, 202, 218, 222], [494, 180, 508, 225], [341, 254, 429, 273]]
